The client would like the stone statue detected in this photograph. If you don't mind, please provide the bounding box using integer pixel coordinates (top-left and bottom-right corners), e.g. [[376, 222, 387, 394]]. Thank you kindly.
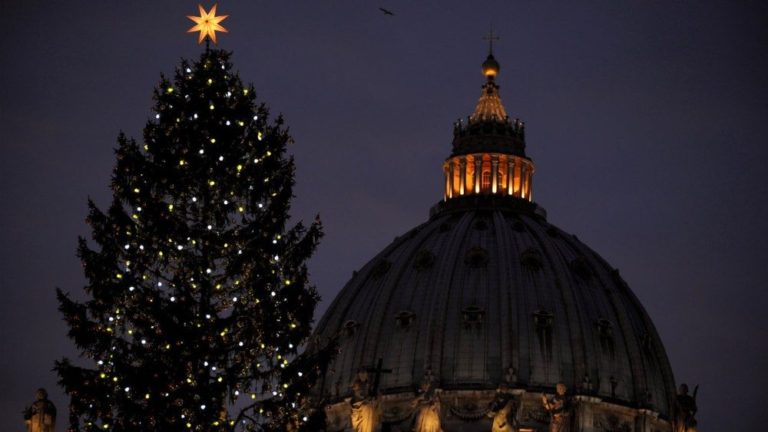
[[349, 369, 379, 432], [487, 382, 517, 432], [23, 388, 56, 432], [673, 383, 698, 432], [410, 371, 442, 432], [541, 383, 572, 432]]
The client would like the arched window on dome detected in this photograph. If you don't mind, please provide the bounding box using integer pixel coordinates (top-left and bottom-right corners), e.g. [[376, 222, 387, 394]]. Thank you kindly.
[[481, 155, 492, 192]]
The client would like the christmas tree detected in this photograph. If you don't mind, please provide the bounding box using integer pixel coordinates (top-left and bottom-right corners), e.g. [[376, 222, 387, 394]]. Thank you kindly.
[[56, 46, 334, 431]]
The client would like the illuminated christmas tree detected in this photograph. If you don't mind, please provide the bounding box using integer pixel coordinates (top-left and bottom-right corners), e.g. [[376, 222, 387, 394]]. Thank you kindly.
[[56, 19, 334, 430]]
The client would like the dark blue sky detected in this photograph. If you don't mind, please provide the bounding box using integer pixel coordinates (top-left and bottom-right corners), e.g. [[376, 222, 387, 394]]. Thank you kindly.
[[1, 1, 766, 430]]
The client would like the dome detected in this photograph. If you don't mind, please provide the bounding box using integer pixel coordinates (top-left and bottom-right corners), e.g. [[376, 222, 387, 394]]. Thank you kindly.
[[313, 198, 675, 417], [311, 52, 677, 432]]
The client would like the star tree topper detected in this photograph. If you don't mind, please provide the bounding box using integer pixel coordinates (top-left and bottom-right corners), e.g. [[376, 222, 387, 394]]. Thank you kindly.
[[187, 4, 229, 44]]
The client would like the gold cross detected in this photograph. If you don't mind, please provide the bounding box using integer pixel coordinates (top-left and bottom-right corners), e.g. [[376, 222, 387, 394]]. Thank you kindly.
[[483, 28, 500, 55]]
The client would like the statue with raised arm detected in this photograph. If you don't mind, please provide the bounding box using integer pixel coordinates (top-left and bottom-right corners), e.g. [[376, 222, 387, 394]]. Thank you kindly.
[[673, 383, 698, 432], [349, 369, 378, 432], [541, 383, 572, 432], [23, 388, 56, 432], [411, 370, 442, 432], [487, 381, 517, 432]]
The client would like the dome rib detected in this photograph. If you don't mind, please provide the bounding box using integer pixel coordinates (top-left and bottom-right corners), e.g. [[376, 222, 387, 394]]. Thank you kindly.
[[373, 223, 440, 391], [361, 225, 430, 380], [491, 211, 515, 385]]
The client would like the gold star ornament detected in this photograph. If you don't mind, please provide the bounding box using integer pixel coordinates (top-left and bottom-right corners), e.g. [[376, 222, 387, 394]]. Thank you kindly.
[[187, 4, 229, 44]]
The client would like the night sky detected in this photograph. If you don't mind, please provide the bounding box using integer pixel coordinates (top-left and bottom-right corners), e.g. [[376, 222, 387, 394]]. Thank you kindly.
[[2, 1, 766, 430]]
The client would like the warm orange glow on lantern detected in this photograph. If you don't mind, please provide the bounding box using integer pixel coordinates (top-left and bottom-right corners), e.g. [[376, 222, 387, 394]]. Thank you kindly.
[[443, 152, 534, 202], [187, 4, 229, 44]]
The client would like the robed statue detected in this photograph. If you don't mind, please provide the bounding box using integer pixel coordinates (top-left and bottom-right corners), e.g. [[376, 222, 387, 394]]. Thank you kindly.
[[349, 369, 379, 432], [673, 383, 698, 432], [410, 371, 442, 432], [541, 383, 572, 432], [487, 381, 517, 432], [23, 388, 56, 432]]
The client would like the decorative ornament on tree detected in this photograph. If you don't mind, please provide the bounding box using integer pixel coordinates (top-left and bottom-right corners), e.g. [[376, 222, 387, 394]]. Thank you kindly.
[[56, 8, 336, 432], [187, 4, 228, 45]]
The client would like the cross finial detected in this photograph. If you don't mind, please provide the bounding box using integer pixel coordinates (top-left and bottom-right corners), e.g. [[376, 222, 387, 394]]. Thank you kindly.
[[483, 27, 500, 55]]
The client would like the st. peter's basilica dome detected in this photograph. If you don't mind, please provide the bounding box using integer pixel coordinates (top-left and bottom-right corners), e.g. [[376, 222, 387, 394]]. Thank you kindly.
[[311, 52, 678, 432]]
